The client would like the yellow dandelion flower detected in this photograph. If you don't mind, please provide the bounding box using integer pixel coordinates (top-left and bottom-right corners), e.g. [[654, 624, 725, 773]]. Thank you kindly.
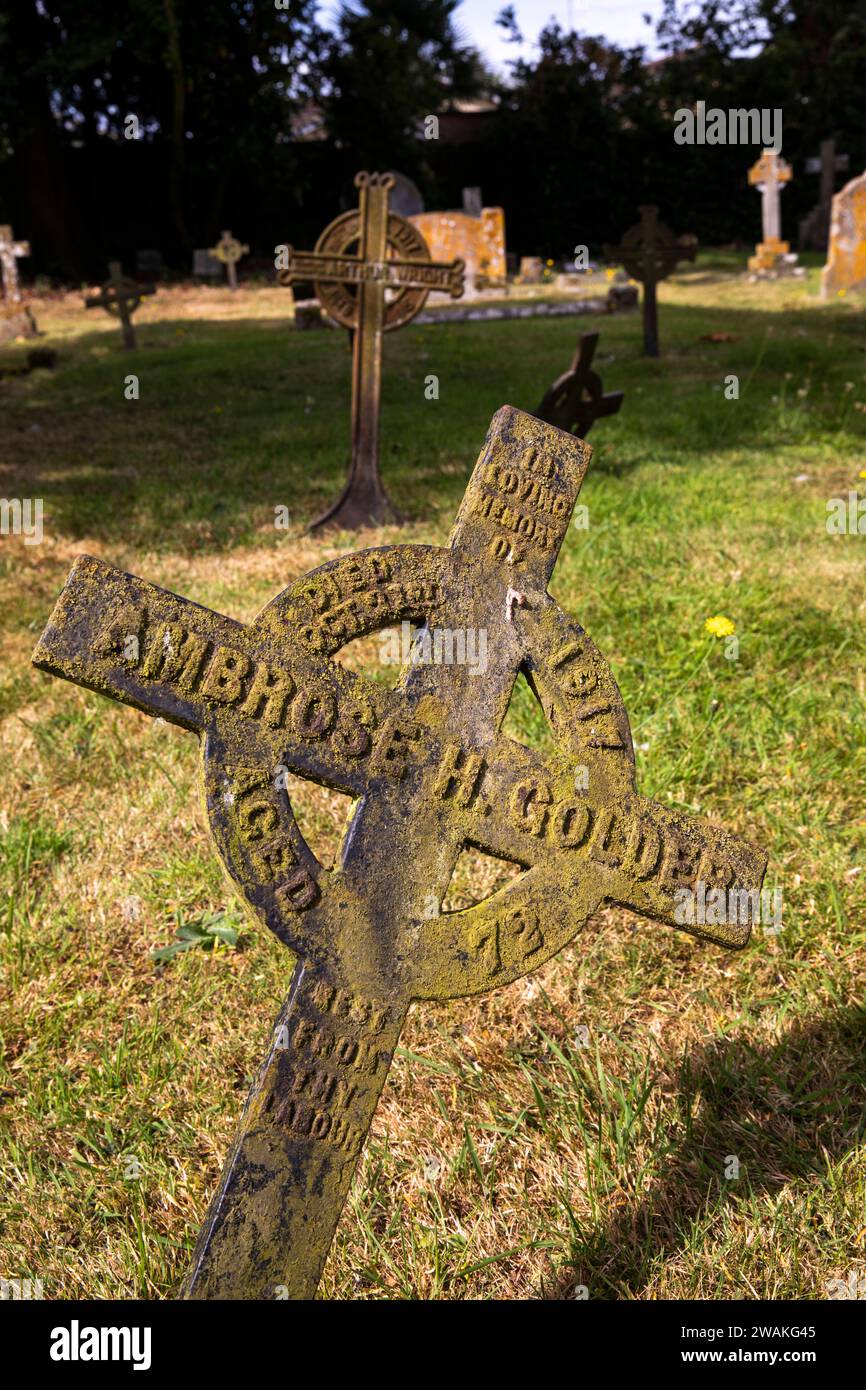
[[859, 469, 866, 479], [705, 614, 735, 638]]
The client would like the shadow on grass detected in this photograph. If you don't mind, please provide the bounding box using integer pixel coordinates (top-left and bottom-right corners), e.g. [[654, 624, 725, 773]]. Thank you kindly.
[[0, 297, 862, 551], [554, 1002, 866, 1299]]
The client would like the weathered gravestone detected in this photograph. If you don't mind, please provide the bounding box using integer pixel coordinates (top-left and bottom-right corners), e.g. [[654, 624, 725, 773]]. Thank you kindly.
[[605, 207, 697, 357], [535, 331, 624, 438], [84, 261, 155, 351], [278, 171, 465, 530], [0, 224, 30, 303], [33, 405, 767, 1300], [136, 248, 163, 277], [210, 230, 249, 290], [821, 167, 866, 299], [747, 150, 799, 275], [193, 248, 222, 279]]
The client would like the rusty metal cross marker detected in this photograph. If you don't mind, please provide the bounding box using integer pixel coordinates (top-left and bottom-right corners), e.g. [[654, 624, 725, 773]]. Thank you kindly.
[[535, 331, 624, 437], [84, 261, 155, 351], [605, 207, 697, 358], [210, 230, 249, 290], [33, 407, 766, 1300], [278, 171, 465, 531], [0, 224, 30, 303]]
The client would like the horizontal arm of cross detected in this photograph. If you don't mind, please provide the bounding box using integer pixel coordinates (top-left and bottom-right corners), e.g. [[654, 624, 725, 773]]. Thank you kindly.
[[31, 555, 390, 799], [279, 248, 465, 298]]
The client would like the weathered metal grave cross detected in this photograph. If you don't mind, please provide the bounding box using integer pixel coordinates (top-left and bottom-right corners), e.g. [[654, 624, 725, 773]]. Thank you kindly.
[[210, 229, 249, 290], [605, 206, 697, 357], [33, 407, 766, 1299], [0, 223, 30, 303], [278, 171, 465, 531], [535, 330, 624, 437], [84, 260, 155, 351]]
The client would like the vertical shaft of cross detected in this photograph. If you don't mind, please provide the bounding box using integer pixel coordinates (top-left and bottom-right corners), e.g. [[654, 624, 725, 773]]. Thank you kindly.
[[347, 176, 393, 521], [182, 959, 407, 1300], [109, 261, 136, 351]]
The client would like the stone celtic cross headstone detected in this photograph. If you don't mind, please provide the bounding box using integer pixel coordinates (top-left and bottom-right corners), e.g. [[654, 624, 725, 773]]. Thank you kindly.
[[33, 406, 767, 1300], [84, 260, 155, 351], [535, 331, 624, 437], [747, 150, 796, 273], [210, 230, 249, 290], [0, 224, 31, 303], [604, 207, 697, 357], [278, 170, 465, 531]]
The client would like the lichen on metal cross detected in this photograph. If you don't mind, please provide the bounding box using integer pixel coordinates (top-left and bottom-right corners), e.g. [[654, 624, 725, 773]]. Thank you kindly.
[[32, 407, 767, 1300]]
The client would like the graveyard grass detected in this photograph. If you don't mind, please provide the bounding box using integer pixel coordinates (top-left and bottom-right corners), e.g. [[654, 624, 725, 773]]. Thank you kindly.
[[2, 254, 866, 1301]]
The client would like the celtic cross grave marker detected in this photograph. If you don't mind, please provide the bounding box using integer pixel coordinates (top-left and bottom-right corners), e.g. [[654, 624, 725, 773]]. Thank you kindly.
[[33, 407, 766, 1299], [84, 261, 155, 350], [278, 171, 465, 531], [210, 230, 249, 290], [535, 331, 624, 437], [605, 206, 697, 357]]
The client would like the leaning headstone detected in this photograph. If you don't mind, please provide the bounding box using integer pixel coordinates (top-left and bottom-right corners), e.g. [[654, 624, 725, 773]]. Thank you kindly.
[[800, 140, 849, 251], [0, 224, 31, 303], [747, 150, 799, 275], [411, 206, 506, 289], [535, 330, 624, 437], [821, 168, 866, 299], [33, 404, 767, 1300], [84, 260, 155, 350], [604, 206, 697, 357], [277, 170, 465, 529], [210, 230, 249, 290], [193, 248, 222, 279]]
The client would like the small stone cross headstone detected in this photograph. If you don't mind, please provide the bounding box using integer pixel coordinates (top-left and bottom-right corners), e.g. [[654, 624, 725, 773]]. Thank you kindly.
[[0, 224, 31, 303], [210, 230, 249, 290], [604, 206, 697, 357], [277, 171, 465, 530], [84, 261, 155, 350], [33, 405, 767, 1300], [747, 150, 795, 273], [535, 331, 624, 437]]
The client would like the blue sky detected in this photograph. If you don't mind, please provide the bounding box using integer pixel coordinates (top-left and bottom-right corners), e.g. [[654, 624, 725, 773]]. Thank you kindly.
[[319, 2, 668, 69], [457, 0, 666, 66]]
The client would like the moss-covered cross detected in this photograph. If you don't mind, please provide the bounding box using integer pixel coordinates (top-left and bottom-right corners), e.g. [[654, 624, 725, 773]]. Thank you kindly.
[[33, 407, 766, 1299]]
